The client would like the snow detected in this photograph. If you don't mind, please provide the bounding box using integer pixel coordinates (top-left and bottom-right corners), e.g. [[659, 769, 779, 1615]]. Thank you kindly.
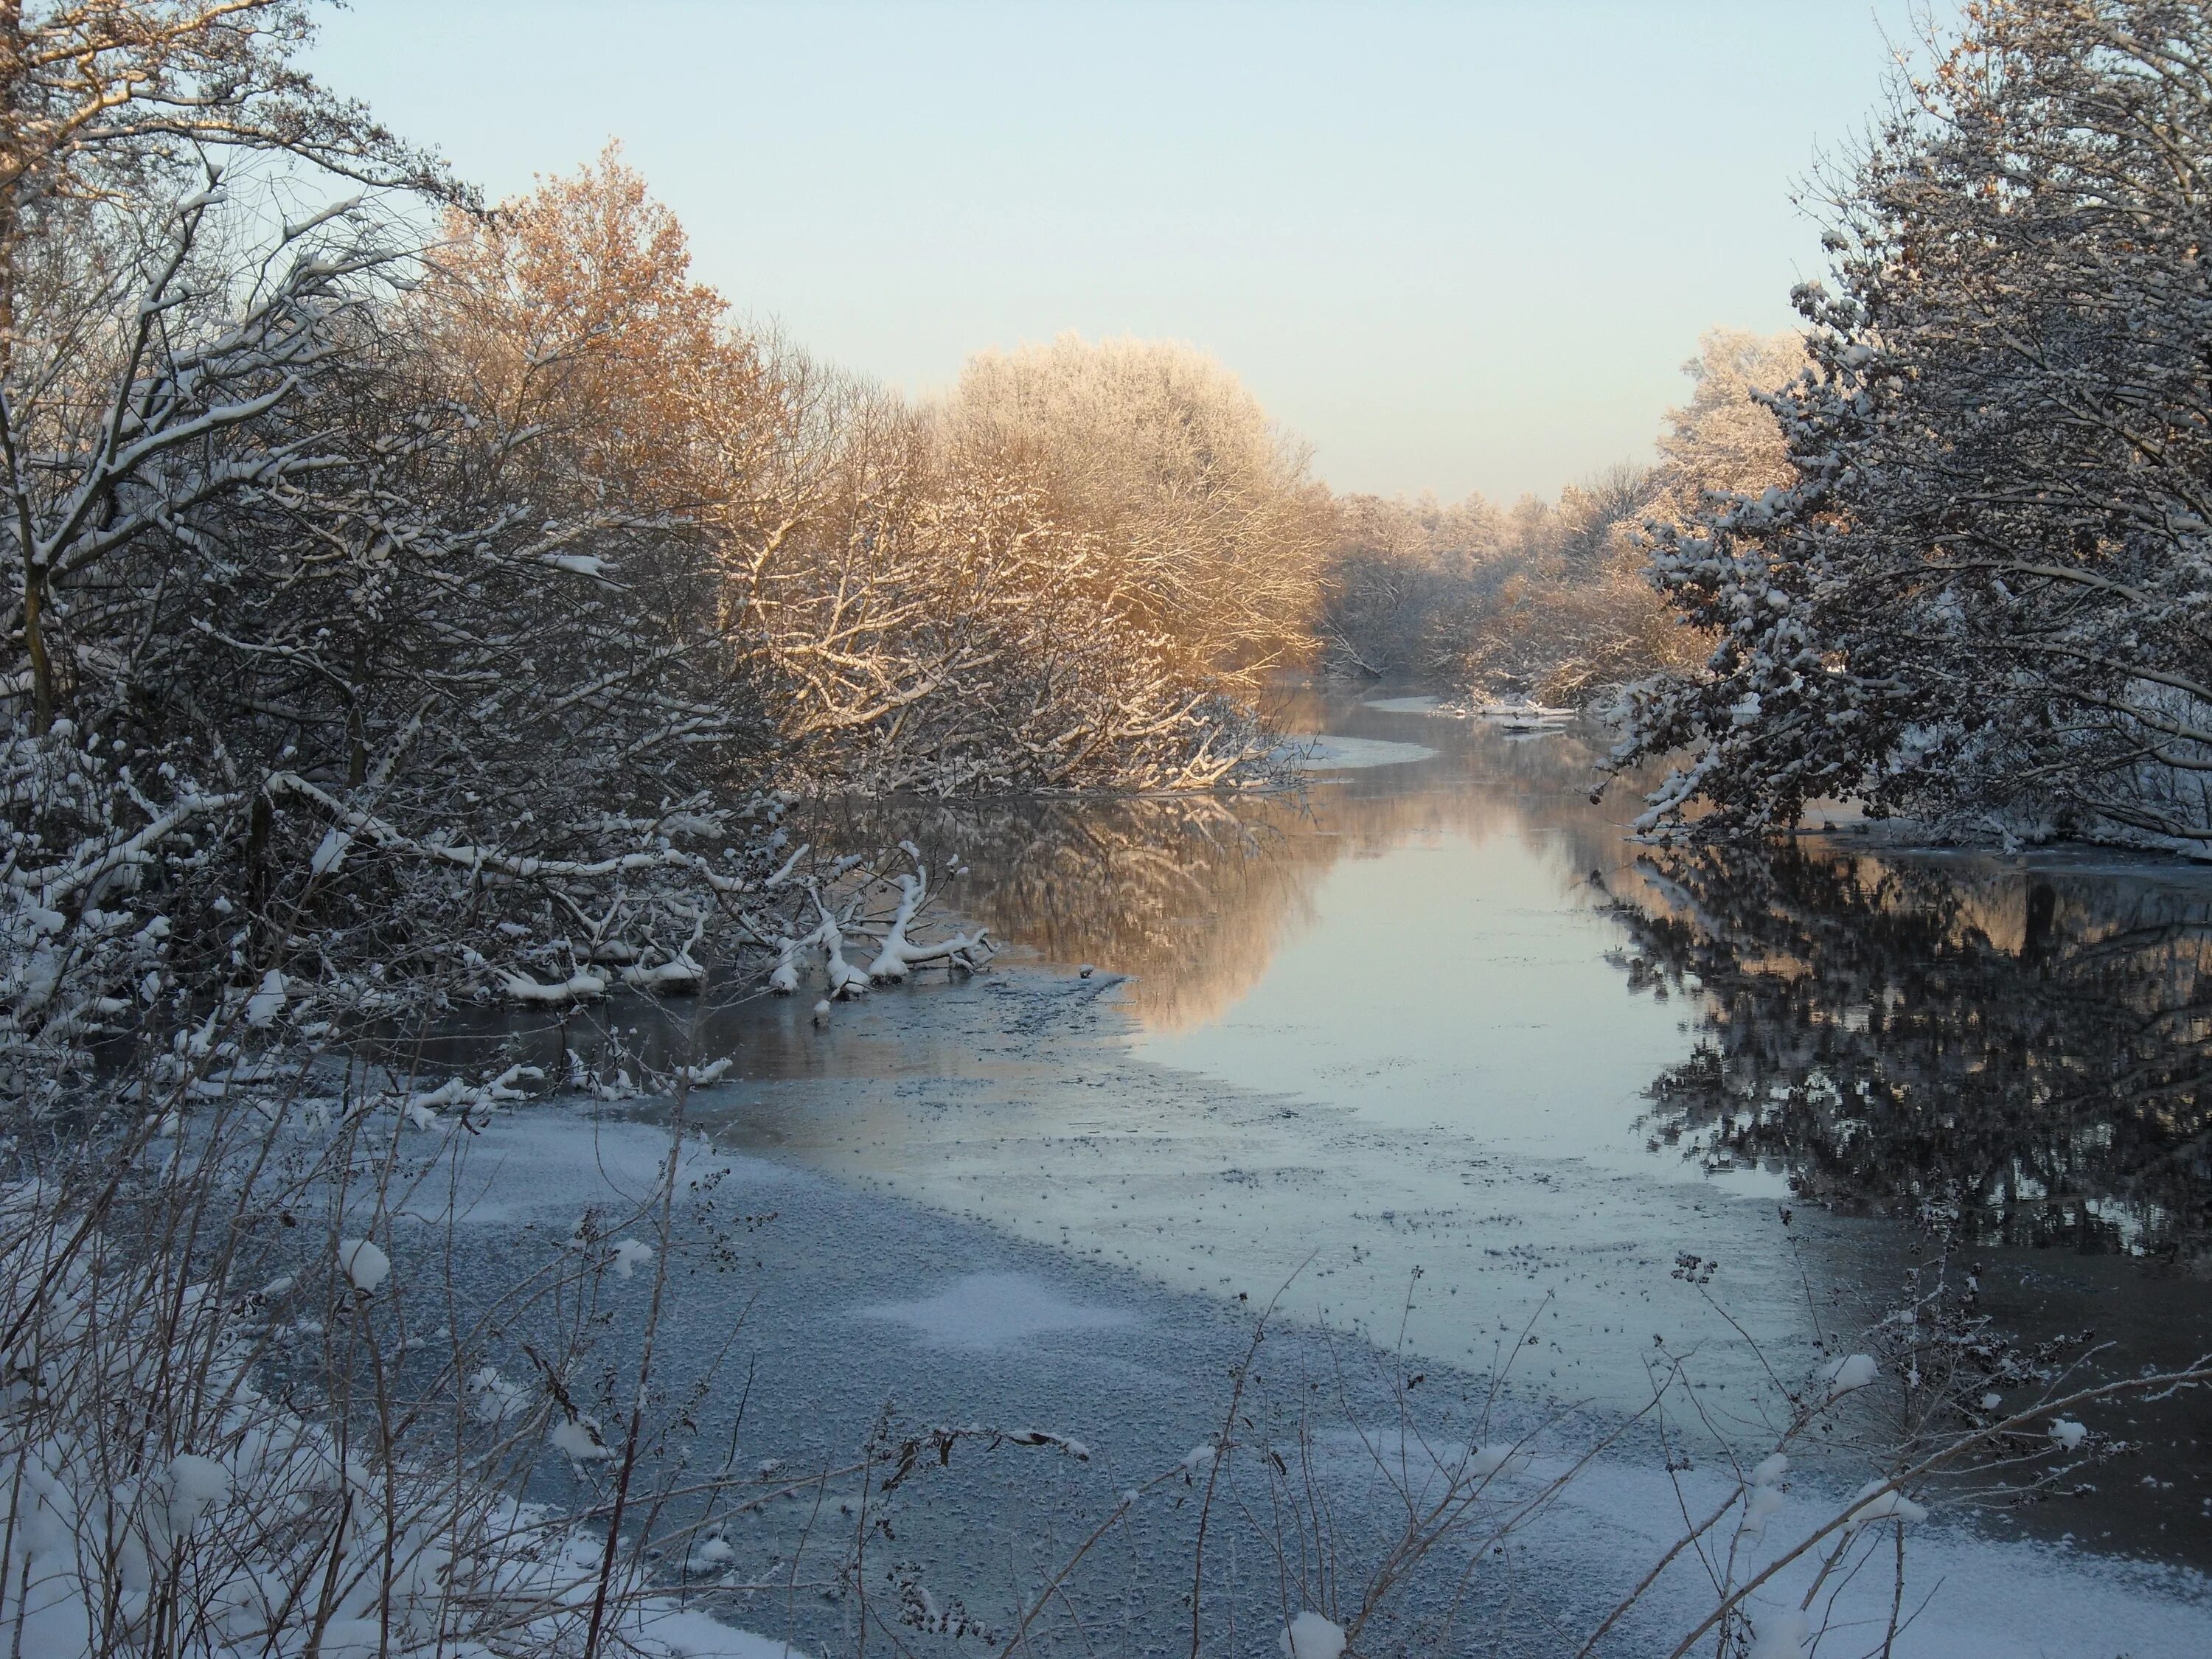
[[497, 967, 610, 1005], [1468, 1443, 1533, 1481], [165, 1453, 232, 1532], [1820, 1352, 1878, 1397], [540, 552, 608, 577], [2051, 1418, 2088, 1451], [310, 825, 354, 875], [1279, 1610, 1346, 1659], [1846, 1478, 1928, 1527], [1739, 1453, 1790, 1544], [611, 1238, 655, 1279], [362, 1105, 2212, 1659], [866, 862, 990, 982], [243, 968, 287, 1026], [0, 1161, 799, 1659], [1745, 1604, 1809, 1659], [1526, 1446, 2210, 1657], [630, 1606, 808, 1658], [337, 1237, 389, 1293], [468, 1366, 526, 1423], [550, 1413, 615, 1462], [855, 1271, 1137, 1351], [1739, 1480, 1787, 1542]]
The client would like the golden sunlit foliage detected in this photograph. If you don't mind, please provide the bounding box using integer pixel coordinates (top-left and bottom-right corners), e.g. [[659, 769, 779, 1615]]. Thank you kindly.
[[420, 158, 1328, 791]]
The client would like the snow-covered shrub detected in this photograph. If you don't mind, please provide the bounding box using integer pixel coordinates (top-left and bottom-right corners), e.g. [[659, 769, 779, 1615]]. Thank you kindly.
[[0, 1059, 802, 1658]]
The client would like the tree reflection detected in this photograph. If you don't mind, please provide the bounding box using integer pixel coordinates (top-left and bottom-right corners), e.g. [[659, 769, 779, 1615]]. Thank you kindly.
[[794, 793, 1329, 1032], [799, 718, 1638, 1033], [1613, 845, 2212, 1260]]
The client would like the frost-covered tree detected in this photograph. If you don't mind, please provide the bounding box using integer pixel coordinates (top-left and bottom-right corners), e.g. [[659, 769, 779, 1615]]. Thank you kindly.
[[1649, 328, 1801, 529], [700, 332, 1307, 791], [947, 333, 1330, 686], [0, 132, 945, 1103], [1614, 0, 2212, 846]]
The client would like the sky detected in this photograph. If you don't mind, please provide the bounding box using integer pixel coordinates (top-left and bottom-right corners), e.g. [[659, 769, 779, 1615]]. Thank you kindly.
[[309, 0, 1928, 504]]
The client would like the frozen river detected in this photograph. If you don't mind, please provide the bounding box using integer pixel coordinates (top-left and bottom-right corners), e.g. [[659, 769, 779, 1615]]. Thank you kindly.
[[451, 688, 2212, 1655]]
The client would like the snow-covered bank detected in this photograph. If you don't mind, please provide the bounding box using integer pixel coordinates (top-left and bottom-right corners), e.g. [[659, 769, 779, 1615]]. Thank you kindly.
[[0, 1113, 811, 1659]]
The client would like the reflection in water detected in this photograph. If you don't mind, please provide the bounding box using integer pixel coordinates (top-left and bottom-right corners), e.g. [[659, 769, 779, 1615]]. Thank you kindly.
[[435, 695, 2212, 1277], [1613, 844, 2212, 1261], [820, 706, 2212, 1269], [610, 693, 2208, 1563], [790, 793, 1326, 1032], [794, 714, 1641, 1036]]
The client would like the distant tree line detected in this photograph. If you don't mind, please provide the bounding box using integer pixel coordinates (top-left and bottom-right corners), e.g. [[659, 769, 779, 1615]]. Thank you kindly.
[[1317, 329, 1800, 708]]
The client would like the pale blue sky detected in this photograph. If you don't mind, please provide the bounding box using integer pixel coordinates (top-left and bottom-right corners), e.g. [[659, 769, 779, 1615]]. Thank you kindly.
[[310, 1, 1926, 502]]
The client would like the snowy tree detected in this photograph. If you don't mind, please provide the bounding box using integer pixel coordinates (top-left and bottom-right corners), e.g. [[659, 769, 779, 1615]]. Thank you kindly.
[[1649, 327, 1801, 528], [946, 333, 1330, 686], [0, 150, 980, 1104], [1614, 0, 2212, 847], [0, 1, 448, 207]]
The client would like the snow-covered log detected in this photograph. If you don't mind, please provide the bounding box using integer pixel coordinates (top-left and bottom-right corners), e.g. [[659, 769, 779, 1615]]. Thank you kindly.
[[764, 851, 994, 999], [866, 863, 990, 983]]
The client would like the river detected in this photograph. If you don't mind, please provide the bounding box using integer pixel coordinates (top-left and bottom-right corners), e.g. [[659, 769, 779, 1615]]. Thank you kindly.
[[437, 685, 2212, 1655]]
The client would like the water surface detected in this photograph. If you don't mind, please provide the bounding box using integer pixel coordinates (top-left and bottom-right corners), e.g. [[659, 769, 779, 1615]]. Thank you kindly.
[[459, 687, 2212, 1615], [637, 688, 2209, 1573]]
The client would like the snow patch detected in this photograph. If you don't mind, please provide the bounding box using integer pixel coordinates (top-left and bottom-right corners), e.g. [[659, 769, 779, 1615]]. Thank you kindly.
[[338, 1237, 389, 1293], [243, 969, 287, 1026], [165, 1453, 232, 1533], [1820, 1352, 1877, 1398], [1745, 1604, 1809, 1659], [1279, 1610, 1346, 1659], [551, 1414, 614, 1462], [1845, 1479, 1928, 1528]]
